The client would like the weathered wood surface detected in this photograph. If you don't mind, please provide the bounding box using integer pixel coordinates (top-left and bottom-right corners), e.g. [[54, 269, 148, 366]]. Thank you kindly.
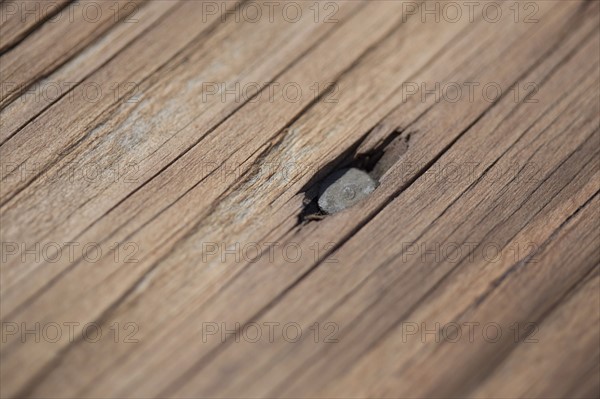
[[0, 0, 599, 397]]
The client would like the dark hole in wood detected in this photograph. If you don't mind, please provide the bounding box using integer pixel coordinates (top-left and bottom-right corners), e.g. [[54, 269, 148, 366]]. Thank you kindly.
[[298, 128, 410, 224]]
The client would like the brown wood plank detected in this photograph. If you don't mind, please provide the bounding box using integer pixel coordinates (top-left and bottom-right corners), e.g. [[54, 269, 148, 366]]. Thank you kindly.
[[0, 0, 146, 107], [0, 0, 72, 53], [0, 0, 179, 144], [1, 0, 598, 398]]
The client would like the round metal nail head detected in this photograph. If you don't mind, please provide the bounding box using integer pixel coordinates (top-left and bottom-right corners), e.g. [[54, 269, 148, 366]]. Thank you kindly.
[[317, 168, 377, 214]]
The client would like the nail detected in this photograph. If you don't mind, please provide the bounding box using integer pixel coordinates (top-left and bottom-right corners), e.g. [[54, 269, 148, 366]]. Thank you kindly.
[[317, 168, 378, 214]]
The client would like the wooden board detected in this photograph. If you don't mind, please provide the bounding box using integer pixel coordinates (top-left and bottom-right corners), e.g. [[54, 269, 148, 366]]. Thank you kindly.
[[1, 0, 599, 397]]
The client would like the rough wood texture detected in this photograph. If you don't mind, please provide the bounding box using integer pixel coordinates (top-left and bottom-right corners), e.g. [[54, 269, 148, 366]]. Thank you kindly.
[[1, 1, 599, 398]]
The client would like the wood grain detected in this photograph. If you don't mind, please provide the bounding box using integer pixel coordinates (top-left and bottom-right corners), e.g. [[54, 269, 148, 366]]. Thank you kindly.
[[1, 0, 599, 398]]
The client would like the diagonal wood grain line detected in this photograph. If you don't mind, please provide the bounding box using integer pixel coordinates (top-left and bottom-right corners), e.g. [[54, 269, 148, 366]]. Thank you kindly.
[[0, 0, 149, 108], [127, 1, 492, 340], [269, 120, 598, 396], [270, 99, 599, 397], [98, 5, 584, 396], [160, 29, 582, 399], [5, 0, 391, 342], [439, 48, 599, 253], [2, 1, 598, 397], [0, 0, 75, 55], [397, 138, 597, 357], [0, 1, 259, 204], [5, 0, 412, 395], [226, 0, 590, 337], [147, 18, 501, 399], [170, 8, 596, 394], [0, 5, 376, 298], [43, 3, 600, 396], [432, 192, 600, 397], [339, 57, 599, 348], [1, 0, 373, 325], [465, 149, 599, 313], [0, 0, 250, 203], [0, 1, 184, 147], [464, 262, 599, 398], [7, 10, 424, 388], [303, 59, 599, 394], [8, 1, 460, 396], [283, 189, 599, 397]]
